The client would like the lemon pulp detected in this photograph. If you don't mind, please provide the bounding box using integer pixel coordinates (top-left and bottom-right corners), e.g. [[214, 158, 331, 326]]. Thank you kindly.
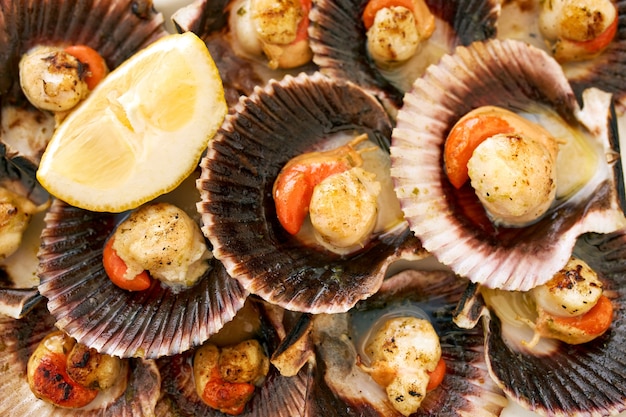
[[37, 32, 227, 212]]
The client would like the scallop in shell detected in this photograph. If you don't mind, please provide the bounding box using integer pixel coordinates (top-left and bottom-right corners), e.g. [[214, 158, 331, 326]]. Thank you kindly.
[[0, 142, 50, 318], [0, 0, 168, 165], [478, 229, 626, 417], [197, 72, 426, 314], [37, 172, 249, 359], [311, 269, 508, 416], [308, 0, 501, 114], [0, 302, 161, 416], [157, 298, 323, 416], [172, 0, 318, 107], [497, 0, 626, 106], [390, 38, 626, 291]]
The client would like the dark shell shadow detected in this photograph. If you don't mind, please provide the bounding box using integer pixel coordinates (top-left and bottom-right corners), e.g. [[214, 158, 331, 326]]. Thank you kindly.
[[309, 0, 501, 114], [37, 189, 249, 359], [197, 71, 425, 314], [0, 301, 161, 416], [0, 0, 168, 100], [485, 228, 626, 416], [565, 0, 626, 103], [497, 0, 626, 105]]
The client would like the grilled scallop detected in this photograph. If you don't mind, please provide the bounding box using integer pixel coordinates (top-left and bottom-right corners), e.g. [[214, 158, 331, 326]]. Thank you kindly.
[[391, 38, 626, 291]]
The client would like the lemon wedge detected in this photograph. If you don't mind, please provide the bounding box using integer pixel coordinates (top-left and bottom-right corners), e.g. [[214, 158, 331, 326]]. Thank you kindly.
[[37, 32, 227, 212]]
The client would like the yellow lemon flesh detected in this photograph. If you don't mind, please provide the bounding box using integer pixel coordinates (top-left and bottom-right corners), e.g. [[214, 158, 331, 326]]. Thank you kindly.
[[37, 32, 227, 212]]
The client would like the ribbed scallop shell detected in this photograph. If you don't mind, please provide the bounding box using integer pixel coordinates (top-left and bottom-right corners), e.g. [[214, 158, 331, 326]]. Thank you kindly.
[[390, 38, 626, 291], [312, 269, 508, 416], [484, 229, 626, 417], [157, 299, 320, 417], [37, 196, 249, 359], [0, 302, 161, 416], [197, 71, 425, 314], [172, 0, 318, 107], [309, 0, 500, 113], [0, 0, 168, 164]]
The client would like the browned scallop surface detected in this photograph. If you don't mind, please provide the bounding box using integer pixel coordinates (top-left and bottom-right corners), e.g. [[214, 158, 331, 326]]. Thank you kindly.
[[198, 72, 425, 314], [38, 196, 249, 359], [485, 229, 626, 416]]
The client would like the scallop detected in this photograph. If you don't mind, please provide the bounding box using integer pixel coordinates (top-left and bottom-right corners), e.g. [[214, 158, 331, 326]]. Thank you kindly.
[[390, 38, 626, 291], [0, 0, 168, 166], [308, 0, 501, 115], [0, 142, 50, 318], [497, 0, 626, 106], [311, 269, 508, 416], [476, 229, 626, 417], [172, 0, 318, 107], [197, 72, 426, 315], [0, 302, 161, 416], [37, 172, 250, 359], [156, 298, 322, 416]]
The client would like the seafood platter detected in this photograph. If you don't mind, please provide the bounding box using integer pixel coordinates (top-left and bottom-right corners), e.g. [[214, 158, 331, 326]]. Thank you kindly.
[[2, 0, 626, 416]]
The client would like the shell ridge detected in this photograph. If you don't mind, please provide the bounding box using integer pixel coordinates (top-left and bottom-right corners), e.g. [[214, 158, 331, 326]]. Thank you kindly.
[[567, 349, 626, 407], [70, 0, 97, 44]]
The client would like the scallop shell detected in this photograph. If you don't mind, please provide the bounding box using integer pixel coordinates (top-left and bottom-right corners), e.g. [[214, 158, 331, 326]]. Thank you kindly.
[[157, 299, 320, 417], [390, 38, 626, 291], [197, 71, 426, 314], [0, 0, 168, 165], [172, 0, 318, 107], [308, 0, 501, 114], [0, 142, 49, 318], [483, 228, 626, 417], [0, 302, 161, 416], [37, 174, 249, 359], [312, 269, 508, 416], [496, 0, 626, 105]]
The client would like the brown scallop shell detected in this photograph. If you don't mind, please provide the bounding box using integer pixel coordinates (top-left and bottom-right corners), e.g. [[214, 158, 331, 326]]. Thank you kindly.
[[563, 0, 626, 103], [0, 142, 49, 318], [484, 229, 626, 417], [0, 0, 168, 165], [197, 71, 425, 315], [172, 0, 318, 107], [37, 174, 250, 359], [0, 302, 161, 416], [157, 298, 324, 417], [308, 0, 501, 114], [390, 38, 626, 291], [312, 269, 508, 416]]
